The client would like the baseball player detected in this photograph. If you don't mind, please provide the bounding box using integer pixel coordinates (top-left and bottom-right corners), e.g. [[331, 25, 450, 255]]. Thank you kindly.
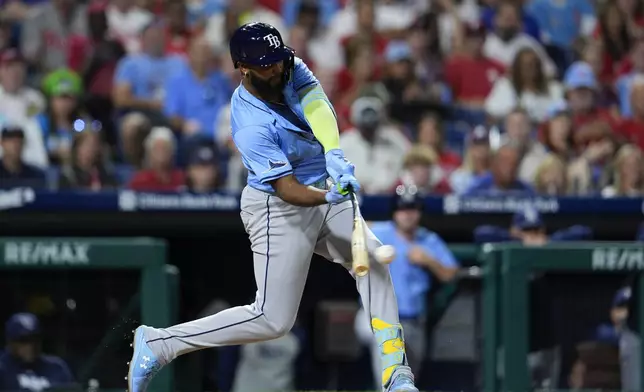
[[127, 22, 418, 392]]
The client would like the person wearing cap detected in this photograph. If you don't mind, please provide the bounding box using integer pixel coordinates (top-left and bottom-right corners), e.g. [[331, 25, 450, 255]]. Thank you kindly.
[[449, 124, 492, 194], [0, 313, 75, 391], [473, 206, 592, 244], [339, 96, 411, 194], [185, 143, 221, 193], [36, 68, 92, 165], [128, 126, 186, 191], [444, 22, 505, 109], [0, 126, 47, 190], [163, 35, 233, 140], [0, 49, 46, 124], [356, 187, 459, 387], [113, 21, 184, 165], [482, 2, 556, 78], [563, 61, 617, 131]]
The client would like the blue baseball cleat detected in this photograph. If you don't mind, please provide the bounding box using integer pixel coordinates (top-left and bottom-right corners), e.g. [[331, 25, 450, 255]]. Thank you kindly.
[[127, 326, 163, 392], [389, 373, 419, 392]]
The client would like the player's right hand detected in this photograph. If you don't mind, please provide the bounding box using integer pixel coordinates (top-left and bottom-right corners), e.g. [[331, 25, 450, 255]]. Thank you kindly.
[[325, 183, 352, 204]]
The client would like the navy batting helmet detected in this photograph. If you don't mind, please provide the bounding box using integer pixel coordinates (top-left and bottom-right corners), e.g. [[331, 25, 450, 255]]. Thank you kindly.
[[229, 22, 295, 70]]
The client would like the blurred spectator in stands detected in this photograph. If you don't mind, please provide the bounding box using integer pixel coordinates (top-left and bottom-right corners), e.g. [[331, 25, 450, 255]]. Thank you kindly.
[[434, 0, 470, 55], [106, 0, 154, 53], [186, 0, 226, 28], [474, 206, 592, 244], [616, 39, 644, 118], [0, 17, 12, 53], [204, 0, 286, 52], [164, 0, 196, 57], [408, 12, 444, 90], [593, 1, 635, 85], [483, 1, 556, 77], [282, 0, 339, 30], [20, 0, 88, 78], [618, 77, 644, 149], [0, 126, 46, 189], [567, 121, 617, 195], [0, 117, 47, 170], [601, 144, 644, 197], [541, 100, 573, 162], [83, 3, 126, 150], [186, 143, 221, 193], [444, 22, 504, 110], [580, 41, 619, 112], [164, 36, 232, 145], [0, 313, 76, 391], [568, 341, 621, 390], [341, 0, 387, 63], [214, 104, 247, 191], [395, 145, 451, 195], [501, 108, 547, 184], [113, 21, 183, 166], [58, 130, 117, 191], [0, 49, 45, 124], [485, 47, 563, 123], [464, 141, 535, 195], [359, 188, 458, 385], [382, 41, 428, 104], [285, 2, 319, 69], [449, 124, 491, 194], [128, 126, 185, 191], [533, 153, 567, 195], [37, 68, 91, 165], [526, 0, 595, 73], [340, 96, 410, 194], [564, 62, 617, 132], [481, 0, 540, 41], [415, 112, 461, 181], [334, 40, 378, 128]]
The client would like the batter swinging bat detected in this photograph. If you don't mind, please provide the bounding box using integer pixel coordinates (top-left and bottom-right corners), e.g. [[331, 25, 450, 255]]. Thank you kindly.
[[350, 191, 369, 277]]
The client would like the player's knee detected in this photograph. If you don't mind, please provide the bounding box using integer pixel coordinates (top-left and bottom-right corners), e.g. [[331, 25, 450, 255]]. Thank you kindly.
[[263, 314, 295, 338]]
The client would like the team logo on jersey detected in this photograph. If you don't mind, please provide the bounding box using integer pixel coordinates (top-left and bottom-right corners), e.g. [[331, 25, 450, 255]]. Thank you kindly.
[[267, 160, 287, 171], [263, 34, 281, 48]]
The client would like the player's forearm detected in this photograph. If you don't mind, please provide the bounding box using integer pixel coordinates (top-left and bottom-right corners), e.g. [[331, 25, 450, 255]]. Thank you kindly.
[[301, 86, 340, 152], [270, 175, 328, 207], [423, 256, 458, 282]]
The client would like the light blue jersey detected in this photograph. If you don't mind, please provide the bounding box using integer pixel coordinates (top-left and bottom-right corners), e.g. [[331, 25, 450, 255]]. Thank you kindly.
[[370, 221, 458, 318], [231, 57, 327, 193]]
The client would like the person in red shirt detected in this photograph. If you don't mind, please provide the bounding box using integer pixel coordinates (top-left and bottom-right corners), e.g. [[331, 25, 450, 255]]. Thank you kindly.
[[128, 126, 186, 191], [618, 77, 644, 149], [444, 23, 505, 109], [563, 61, 619, 136], [164, 0, 196, 57]]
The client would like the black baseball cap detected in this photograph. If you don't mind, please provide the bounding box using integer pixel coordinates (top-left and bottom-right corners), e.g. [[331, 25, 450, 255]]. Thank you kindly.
[[0, 126, 24, 140]]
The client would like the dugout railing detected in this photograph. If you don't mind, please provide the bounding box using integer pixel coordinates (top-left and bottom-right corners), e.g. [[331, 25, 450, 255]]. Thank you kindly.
[[0, 237, 174, 392]]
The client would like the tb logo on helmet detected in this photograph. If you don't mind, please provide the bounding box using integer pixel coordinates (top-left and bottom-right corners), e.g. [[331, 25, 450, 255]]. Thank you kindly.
[[263, 34, 281, 49]]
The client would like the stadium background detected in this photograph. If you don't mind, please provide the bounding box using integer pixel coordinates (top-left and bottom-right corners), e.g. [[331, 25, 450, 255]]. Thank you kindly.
[[1, 0, 644, 391]]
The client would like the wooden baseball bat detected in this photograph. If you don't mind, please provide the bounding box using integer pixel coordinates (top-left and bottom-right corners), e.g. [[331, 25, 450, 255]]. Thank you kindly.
[[350, 191, 369, 277]]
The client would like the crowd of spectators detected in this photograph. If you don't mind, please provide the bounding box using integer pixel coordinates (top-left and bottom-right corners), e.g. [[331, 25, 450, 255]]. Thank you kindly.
[[1, 0, 644, 197]]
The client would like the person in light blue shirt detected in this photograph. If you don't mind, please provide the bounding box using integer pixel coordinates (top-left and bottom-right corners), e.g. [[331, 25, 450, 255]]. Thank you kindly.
[[526, 0, 594, 48], [357, 189, 459, 387], [164, 36, 233, 140], [113, 21, 185, 164]]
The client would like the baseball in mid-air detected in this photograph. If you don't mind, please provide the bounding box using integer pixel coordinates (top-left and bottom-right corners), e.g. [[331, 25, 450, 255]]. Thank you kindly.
[[374, 245, 396, 264]]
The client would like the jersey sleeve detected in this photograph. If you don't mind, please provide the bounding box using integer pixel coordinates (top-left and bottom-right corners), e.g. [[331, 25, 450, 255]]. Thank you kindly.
[[233, 126, 293, 183], [292, 57, 319, 94]]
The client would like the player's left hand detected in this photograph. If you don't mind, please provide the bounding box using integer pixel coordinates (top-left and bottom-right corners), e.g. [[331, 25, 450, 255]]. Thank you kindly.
[[337, 173, 361, 194], [325, 149, 355, 183]]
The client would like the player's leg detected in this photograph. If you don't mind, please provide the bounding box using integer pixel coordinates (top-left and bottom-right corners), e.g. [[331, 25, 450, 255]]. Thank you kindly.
[[128, 186, 322, 391], [314, 202, 418, 392]]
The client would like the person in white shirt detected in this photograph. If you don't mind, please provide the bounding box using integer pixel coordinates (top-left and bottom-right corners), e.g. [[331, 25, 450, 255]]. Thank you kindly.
[[485, 47, 563, 122], [483, 1, 556, 77], [0, 49, 45, 125], [106, 0, 154, 53], [339, 96, 411, 194]]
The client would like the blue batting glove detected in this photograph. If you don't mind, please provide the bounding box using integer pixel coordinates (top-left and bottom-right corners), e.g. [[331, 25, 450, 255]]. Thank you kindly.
[[337, 173, 361, 194], [325, 149, 355, 183], [325, 183, 352, 204]]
